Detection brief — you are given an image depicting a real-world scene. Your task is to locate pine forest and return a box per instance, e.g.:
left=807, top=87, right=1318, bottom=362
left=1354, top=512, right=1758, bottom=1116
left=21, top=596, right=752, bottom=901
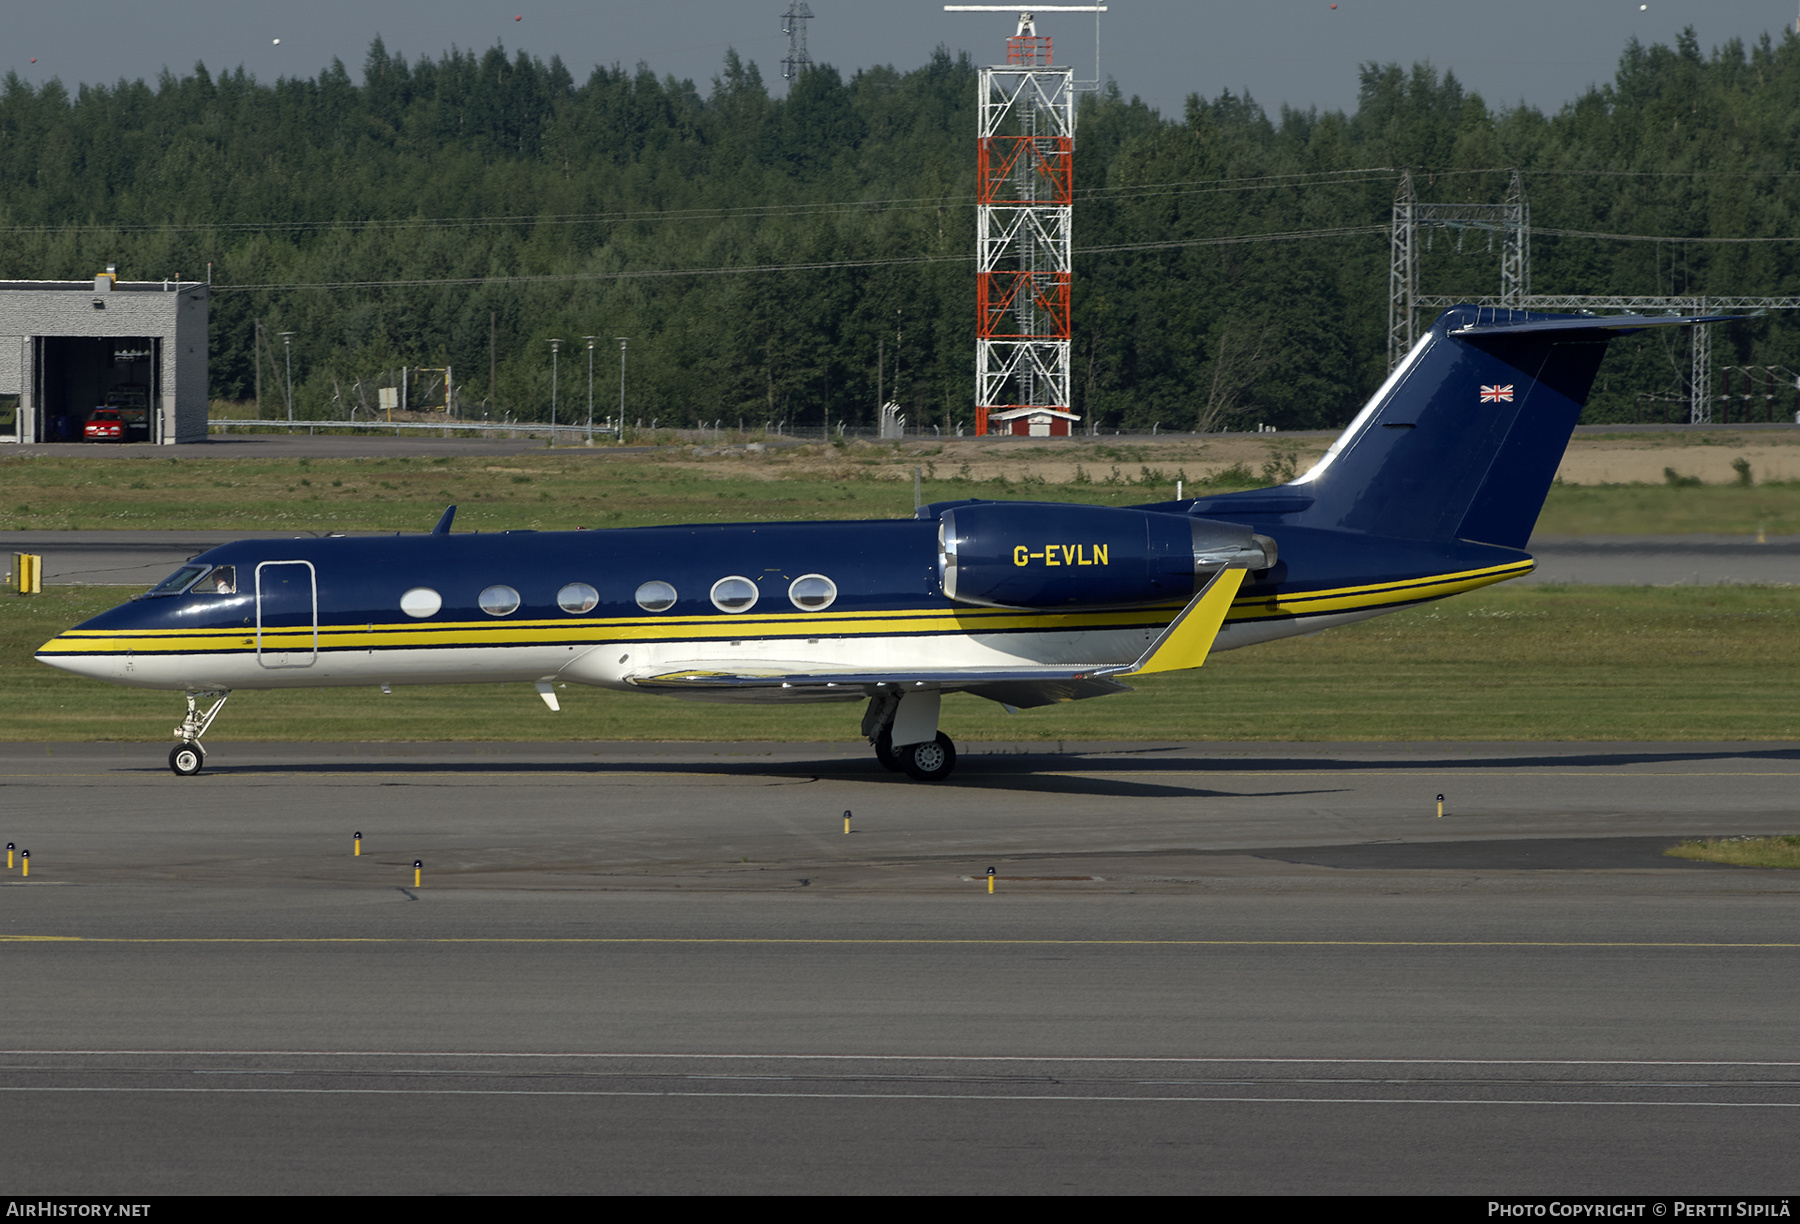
left=2, top=28, right=1797, bottom=431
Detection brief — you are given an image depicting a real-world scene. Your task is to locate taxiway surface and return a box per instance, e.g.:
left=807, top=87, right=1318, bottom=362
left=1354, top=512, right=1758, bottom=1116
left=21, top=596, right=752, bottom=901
left=3, top=740, right=1798, bottom=1194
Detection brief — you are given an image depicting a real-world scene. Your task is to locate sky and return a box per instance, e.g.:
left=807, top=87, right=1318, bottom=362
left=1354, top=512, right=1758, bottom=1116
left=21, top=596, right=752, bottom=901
left=6, top=2, right=1799, bottom=118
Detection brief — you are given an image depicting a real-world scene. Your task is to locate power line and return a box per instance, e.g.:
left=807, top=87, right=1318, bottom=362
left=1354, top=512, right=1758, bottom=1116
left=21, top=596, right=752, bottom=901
left=1534, top=226, right=1800, bottom=245
left=216, top=218, right=1800, bottom=294
left=0, top=200, right=948, bottom=235
left=216, top=254, right=971, bottom=291
left=1083, top=225, right=1389, bottom=254
left=0, top=169, right=1405, bottom=237
left=18, top=165, right=1800, bottom=239
left=211, top=225, right=1392, bottom=292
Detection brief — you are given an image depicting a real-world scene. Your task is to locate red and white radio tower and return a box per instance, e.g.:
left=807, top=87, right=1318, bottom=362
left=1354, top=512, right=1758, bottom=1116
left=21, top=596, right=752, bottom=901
left=947, top=6, right=1104, bottom=437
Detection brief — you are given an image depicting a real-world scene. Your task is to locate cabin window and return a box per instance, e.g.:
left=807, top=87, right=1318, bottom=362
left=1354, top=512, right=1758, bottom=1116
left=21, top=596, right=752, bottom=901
left=557, top=583, right=600, bottom=614
left=635, top=581, right=677, bottom=612
left=710, top=576, right=759, bottom=613
left=400, top=587, right=442, bottom=618
left=788, top=574, right=837, bottom=611
left=479, top=585, right=522, bottom=616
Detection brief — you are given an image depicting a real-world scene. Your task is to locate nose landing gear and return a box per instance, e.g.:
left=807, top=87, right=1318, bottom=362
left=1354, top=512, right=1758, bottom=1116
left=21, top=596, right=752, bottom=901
left=169, top=690, right=229, bottom=777
left=170, top=742, right=205, bottom=776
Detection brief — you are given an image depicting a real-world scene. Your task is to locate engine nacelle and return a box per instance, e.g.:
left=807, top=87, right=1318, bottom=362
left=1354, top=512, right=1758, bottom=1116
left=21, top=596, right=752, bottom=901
left=936, top=502, right=1274, bottom=610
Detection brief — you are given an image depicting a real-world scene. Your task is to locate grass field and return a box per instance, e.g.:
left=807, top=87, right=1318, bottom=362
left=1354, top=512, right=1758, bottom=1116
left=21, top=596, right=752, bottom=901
left=0, top=447, right=1201, bottom=533
left=8, top=441, right=1800, bottom=535
left=1666, top=836, right=1800, bottom=869
left=7, top=583, right=1798, bottom=744
left=1534, top=482, right=1800, bottom=536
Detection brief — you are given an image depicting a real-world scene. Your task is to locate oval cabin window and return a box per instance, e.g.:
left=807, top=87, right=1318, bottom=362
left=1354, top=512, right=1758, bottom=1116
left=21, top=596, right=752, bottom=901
left=400, top=587, right=442, bottom=618
left=479, top=585, right=521, bottom=616
left=788, top=574, right=837, bottom=611
left=557, top=583, right=600, bottom=614
left=635, top=581, right=677, bottom=612
left=710, top=576, right=759, bottom=613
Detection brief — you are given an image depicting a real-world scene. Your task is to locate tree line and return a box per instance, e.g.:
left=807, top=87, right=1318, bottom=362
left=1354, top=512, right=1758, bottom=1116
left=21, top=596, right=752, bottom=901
left=2, top=27, right=1798, bottom=430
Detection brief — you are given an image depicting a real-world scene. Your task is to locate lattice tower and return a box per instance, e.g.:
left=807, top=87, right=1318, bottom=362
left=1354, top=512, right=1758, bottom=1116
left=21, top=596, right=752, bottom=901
left=973, top=15, right=1075, bottom=434
left=1388, top=169, right=1529, bottom=370
left=782, top=3, right=814, bottom=81
left=1398, top=168, right=1800, bottom=424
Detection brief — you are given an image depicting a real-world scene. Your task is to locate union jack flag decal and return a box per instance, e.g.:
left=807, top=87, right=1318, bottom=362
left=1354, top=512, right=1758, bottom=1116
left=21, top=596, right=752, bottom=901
left=1480, top=384, right=1515, bottom=403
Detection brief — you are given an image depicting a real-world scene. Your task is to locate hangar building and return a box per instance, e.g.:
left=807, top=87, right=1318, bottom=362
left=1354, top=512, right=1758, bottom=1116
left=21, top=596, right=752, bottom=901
left=0, top=270, right=209, bottom=444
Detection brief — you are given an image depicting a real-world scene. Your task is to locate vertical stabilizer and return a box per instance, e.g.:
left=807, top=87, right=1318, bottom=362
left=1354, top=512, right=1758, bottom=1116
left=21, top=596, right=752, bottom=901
left=1286, top=307, right=1722, bottom=550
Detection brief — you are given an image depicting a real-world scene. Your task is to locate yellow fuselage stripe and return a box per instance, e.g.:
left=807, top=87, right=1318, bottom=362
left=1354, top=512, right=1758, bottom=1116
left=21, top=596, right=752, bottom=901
left=40, top=561, right=1531, bottom=656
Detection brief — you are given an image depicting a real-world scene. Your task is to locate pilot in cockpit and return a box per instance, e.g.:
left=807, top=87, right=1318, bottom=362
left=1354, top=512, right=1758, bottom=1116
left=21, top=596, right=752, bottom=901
left=188, top=565, right=236, bottom=595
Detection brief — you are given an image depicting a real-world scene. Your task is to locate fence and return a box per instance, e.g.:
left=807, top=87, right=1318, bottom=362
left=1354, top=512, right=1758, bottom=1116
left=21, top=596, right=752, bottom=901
left=205, top=418, right=987, bottom=443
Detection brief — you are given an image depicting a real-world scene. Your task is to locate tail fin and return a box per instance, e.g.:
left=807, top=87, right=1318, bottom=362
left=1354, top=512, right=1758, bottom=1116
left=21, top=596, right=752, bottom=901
left=1285, top=307, right=1727, bottom=549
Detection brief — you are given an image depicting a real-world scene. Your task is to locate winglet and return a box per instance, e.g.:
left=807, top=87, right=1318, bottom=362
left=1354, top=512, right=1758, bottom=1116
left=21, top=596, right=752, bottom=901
left=1114, top=567, right=1247, bottom=677
left=432, top=505, right=457, bottom=535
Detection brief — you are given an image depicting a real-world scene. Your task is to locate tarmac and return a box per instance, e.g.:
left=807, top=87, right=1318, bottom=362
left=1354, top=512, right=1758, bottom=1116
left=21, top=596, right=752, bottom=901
left=3, top=739, right=1799, bottom=1194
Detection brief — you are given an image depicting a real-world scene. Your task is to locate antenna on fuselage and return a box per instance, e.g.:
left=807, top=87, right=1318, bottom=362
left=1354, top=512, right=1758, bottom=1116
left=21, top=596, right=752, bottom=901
left=432, top=505, right=457, bottom=535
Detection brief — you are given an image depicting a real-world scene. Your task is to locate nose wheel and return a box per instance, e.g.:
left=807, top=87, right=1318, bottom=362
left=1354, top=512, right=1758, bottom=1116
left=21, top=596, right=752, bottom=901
left=168, top=690, right=229, bottom=777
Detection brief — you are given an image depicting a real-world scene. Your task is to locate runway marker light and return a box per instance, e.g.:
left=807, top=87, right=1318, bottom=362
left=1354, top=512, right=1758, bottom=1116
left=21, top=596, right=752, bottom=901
left=6, top=843, right=12, bottom=870
left=1437, top=793, right=1445, bottom=819
left=843, top=809, right=851, bottom=835
left=354, top=832, right=362, bottom=857
left=414, top=859, right=422, bottom=888
left=987, top=866, right=996, bottom=895
left=20, top=850, right=28, bottom=878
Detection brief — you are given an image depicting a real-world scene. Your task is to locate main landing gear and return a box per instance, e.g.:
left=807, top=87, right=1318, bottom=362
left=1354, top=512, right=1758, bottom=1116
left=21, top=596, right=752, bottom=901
left=864, top=691, right=957, bottom=782
left=169, top=690, right=229, bottom=777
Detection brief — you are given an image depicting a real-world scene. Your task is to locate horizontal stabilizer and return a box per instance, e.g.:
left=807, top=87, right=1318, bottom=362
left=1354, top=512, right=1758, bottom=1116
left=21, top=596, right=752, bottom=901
left=1451, top=312, right=1741, bottom=337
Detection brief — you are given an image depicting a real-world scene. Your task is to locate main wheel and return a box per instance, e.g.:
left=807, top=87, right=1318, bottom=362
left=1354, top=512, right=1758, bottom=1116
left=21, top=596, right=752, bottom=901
left=873, top=729, right=905, bottom=773
left=169, top=742, right=204, bottom=777
left=901, top=732, right=957, bottom=782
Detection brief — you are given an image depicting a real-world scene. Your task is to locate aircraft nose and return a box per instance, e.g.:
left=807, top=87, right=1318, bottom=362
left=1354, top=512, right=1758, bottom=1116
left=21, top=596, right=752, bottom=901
left=35, top=632, right=124, bottom=681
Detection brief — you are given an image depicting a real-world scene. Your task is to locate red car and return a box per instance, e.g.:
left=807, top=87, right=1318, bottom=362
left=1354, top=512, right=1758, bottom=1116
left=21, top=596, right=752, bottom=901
left=83, top=408, right=125, bottom=441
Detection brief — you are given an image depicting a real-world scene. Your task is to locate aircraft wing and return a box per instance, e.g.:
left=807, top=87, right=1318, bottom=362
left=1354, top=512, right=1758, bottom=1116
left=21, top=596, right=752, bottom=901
left=625, top=666, right=1134, bottom=708
left=624, top=568, right=1248, bottom=708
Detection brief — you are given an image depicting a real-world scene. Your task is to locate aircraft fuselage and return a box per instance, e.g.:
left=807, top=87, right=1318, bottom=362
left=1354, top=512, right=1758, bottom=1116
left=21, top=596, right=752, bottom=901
left=38, top=518, right=1531, bottom=697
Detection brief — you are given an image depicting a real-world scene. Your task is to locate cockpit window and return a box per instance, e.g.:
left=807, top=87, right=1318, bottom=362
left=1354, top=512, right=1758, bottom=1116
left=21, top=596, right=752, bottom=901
left=145, top=565, right=208, bottom=597
left=188, top=565, right=237, bottom=595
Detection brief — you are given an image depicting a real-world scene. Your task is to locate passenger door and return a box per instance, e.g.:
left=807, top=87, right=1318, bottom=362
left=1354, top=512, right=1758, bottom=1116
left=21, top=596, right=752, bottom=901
left=255, top=561, right=318, bottom=669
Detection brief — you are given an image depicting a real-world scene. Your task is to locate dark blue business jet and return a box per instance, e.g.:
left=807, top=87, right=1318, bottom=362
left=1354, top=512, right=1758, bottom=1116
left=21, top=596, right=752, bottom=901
left=38, top=307, right=1726, bottom=779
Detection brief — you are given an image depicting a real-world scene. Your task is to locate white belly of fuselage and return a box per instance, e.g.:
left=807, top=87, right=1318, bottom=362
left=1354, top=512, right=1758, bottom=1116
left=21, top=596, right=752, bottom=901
left=44, top=607, right=1399, bottom=696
